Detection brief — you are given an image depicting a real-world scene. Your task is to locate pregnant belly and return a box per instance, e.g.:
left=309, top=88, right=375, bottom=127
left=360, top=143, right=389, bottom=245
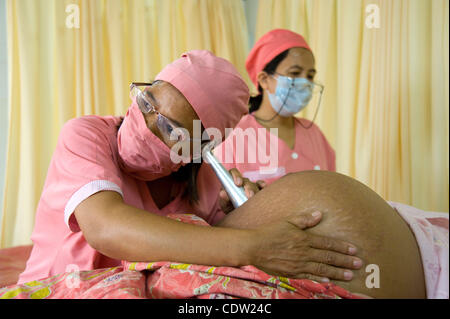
left=220, top=171, right=426, bottom=298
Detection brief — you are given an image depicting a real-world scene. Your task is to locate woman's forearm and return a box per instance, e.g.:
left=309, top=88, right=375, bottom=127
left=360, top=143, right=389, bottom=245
left=76, top=190, right=362, bottom=282
left=76, top=191, right=252, bottom=267
left=103, top=203, right=252, bottom=266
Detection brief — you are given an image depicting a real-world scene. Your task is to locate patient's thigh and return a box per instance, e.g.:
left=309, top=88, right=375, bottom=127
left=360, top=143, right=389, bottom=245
left=218, top=171, right=426, bottom=298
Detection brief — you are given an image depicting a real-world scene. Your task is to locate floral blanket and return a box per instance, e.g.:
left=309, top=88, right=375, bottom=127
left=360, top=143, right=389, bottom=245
left=0, top=214, right=361, bottom=299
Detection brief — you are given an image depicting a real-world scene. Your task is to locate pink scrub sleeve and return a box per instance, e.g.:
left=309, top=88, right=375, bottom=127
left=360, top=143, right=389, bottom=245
left=53, top=116, right=125, bottom=232
left=18, top=116, right=125, bottom=283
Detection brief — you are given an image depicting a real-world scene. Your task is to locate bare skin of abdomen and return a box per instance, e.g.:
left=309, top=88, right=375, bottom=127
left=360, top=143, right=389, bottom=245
left=218, top=171, right=426, bottom=298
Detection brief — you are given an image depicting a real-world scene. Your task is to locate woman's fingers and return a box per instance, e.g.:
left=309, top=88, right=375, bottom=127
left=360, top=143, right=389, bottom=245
left=307, top=233, right=358, bottom=256
left=287, top=211, right=323, bottom=229
left=229, top=168, right=243, bottom=186
left=243, top=178, right=259, bottom=197
left=256, top=180, right=267, bottom=189
left=250, top=218, right=362, bottom=282
left=229, top=169, right=266, bottom=198
left=308, top=248, right=363, bottom=270
left=297, top=262, right=355, bottom=281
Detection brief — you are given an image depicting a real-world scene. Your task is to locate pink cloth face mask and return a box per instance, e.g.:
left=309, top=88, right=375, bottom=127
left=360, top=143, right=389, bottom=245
left=117, top=102, right=183, bottom=181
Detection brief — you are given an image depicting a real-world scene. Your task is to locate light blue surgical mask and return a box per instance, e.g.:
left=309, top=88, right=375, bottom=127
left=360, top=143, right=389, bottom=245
left=268, top=75, right=314, bottom=117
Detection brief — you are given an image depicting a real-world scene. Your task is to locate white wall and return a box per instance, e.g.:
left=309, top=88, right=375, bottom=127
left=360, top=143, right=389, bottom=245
left=0, top=0, right=7, bottom=222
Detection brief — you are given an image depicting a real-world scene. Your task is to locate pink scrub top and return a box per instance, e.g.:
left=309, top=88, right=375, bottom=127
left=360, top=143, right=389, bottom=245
left=18, top=116, right=224, bottom=284
left=214, top=114, right=335, bottom=184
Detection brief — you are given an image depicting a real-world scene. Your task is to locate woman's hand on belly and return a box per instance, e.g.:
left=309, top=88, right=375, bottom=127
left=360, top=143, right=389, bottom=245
left=246, top=211, right=363, bottom=282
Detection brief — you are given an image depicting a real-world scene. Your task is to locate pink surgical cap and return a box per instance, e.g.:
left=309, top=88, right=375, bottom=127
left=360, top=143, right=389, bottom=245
left=246, top=29, right=312, bottom=88
left=155, top=50, right=249, bottom=140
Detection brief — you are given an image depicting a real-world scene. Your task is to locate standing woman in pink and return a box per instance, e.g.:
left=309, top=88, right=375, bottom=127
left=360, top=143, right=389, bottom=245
left=215, top=29, right=335, bottom=187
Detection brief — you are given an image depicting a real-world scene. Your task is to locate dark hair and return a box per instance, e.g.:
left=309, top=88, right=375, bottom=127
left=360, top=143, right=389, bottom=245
left=116, top=118, right=202, bottom=204
left=249, top=49, right=289, bottom=113
left=171, top=162, right=202, bottom=203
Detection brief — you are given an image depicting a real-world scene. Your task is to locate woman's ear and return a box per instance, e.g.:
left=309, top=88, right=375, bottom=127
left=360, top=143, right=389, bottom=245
left=257, top=71, right=271, bottom=91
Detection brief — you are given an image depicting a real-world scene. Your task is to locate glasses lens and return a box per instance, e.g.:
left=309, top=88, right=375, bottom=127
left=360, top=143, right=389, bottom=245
left=311, top=82, right=324, bottom=95
left=156, top=114, right=188, bottom=144
left=130, top=86, right=154, bottom=113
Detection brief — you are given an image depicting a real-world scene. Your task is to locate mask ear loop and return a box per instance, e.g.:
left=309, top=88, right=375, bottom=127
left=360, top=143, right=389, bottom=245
left=298, top=84, right=324, bottom=129
left=253, top=75, right=292, bottom=123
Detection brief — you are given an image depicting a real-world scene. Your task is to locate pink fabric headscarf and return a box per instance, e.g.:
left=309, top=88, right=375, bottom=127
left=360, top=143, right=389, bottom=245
left=246, top=29, right=312, bottom=88
left=155, top=50, right=249, bottom=140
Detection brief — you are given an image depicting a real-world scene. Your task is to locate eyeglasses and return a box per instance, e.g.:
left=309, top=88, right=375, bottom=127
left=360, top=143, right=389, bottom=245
left=271, top=74, right=325, bottom=129
left=129, top=82, right=189, bottom=146
left=273, top=73, right=324, bottom=95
